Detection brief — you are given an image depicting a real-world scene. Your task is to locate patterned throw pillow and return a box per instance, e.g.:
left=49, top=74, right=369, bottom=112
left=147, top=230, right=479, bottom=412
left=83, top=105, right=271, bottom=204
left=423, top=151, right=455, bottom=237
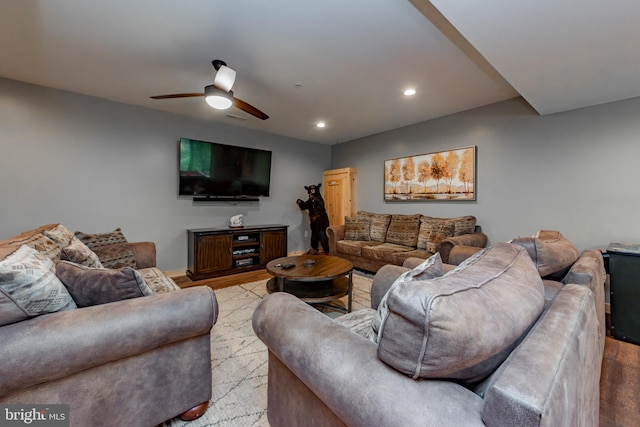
left=0, top=245, right=77, bottom=326
left=417, top=218, right=455, bottom=252
left=55, top=261, right=153, bottom=307
left=446, top=216, right=477, bottom=236
left=61, top=236, right=104, bottom=268
left=42, top=224, right=75, bottom=249
left=372, top=252, right=444, bottom=342
left=385, top=214, right=421, bottom=246
left=357, top=211, right=391, bottom=242
left=74, top=228, right=136, bottom=269
left=344, top=217, right=371, bottom=241
left=138, top=267, right=181, bottom=294
left=19, top=233, right=62, bottom=262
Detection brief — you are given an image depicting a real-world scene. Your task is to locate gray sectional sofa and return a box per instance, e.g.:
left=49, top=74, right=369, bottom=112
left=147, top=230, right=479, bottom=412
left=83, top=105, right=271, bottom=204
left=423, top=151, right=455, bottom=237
left=253, top=231, right=606, bottom=427
left=0, top=224, right=217, bottom=426
left=327, top=211, right=487, bottom=272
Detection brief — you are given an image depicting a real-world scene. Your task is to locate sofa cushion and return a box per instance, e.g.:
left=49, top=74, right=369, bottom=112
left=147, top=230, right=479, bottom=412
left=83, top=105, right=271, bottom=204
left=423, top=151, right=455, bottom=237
left=391, top=248, right=435, bottom=266
left=344, top=216, right=371, bottom=241
left=55, top=261, right=154, bottom=307
left=138, top=267, right=181, bottom=293
left=385, top=214, right=421, bottom=246
left=377, top=242, right=545, bottom=383
left=361, top=243, right=414, bottom=264
left=61, top=236, right=104, bottom=268
left=0, top=245, right=77, bottom=326
left=336, top=240, right=380, bottom=257
left=75, top=228, right=137, bottom=269
left=373, top=252, right=444, bottom=341
left=417, top=217, right=455, bottom=252
left=42, top=224, right=75, bottom=249
left=510, top=230, right=579, bottom=278
left=357, top=211, right=391, bottom=242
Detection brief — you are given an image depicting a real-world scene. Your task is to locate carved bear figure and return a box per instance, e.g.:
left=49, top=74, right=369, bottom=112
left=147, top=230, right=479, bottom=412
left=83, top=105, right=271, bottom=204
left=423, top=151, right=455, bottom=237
left=296, top=183, right=330, bottom=254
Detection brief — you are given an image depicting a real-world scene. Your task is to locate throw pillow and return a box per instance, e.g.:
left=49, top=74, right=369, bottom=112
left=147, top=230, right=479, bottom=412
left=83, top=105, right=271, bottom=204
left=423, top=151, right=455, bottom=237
left=61, top=236, right=104, bottom=268
left=376, top=242, right=545, bottom=384
left=55, top=261, right=153, bottom=307
left=19, top=232, right=62, bottom=262
left=510, top=230, right=579, bottom=278
left=74, top=228, right=137, bottom=269
left=446, top=215, right=477, bottom=236
left=42, top=224, right=75, bottom=249
left=358, top=212, right=391, bottom=242
left=372, top=252, right=444, bottom=341
left=0, top=245, right=77, bottom=327
left=417, top=217, right=455, bottom=252
left=385, top=214, right=421, bottom=247
left=344, top=216, right=371, bottom=241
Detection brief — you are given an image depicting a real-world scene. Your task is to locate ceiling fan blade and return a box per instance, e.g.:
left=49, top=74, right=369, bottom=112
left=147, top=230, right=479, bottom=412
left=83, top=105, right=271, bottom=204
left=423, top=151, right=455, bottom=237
left=150, top=93, right=204, bottom=99
left=233, top=97, right=269, bottom=120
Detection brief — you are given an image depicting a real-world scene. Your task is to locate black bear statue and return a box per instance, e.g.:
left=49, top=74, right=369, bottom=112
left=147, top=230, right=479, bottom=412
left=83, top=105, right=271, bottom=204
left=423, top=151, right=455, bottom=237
left=296, top=183, right=330, bottom=255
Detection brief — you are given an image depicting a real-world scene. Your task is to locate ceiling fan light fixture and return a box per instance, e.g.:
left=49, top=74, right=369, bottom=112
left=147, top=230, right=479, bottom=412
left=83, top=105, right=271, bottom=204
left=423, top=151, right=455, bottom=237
left=214, top=65, right=237, bottom=92
left=204, top=85, right=233, bottom=110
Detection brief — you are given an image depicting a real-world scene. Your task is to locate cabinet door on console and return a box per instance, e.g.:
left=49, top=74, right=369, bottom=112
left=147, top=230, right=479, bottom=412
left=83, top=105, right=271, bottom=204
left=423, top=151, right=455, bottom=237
left=196, top=234, right=233, bottom=274
left=260, top=230, right=287, bottom=264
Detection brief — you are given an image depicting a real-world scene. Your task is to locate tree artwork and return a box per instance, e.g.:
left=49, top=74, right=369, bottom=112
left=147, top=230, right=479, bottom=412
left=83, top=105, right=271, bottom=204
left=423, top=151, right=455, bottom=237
left=383, top=146, right=476, bottom=201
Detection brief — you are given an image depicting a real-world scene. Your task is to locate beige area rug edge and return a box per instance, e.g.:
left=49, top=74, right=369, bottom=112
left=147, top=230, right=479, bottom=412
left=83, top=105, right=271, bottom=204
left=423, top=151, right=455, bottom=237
left=160, top=272, right=373, bottom=427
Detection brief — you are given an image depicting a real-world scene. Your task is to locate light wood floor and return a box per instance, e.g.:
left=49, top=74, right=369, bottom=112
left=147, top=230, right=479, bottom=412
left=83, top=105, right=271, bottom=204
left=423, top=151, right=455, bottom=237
left=177, top=270, right=640, bottom=426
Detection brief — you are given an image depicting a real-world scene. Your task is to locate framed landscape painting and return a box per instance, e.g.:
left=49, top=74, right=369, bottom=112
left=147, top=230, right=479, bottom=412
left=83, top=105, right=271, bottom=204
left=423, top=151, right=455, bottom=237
left=384, top=146, right=476, bottom=201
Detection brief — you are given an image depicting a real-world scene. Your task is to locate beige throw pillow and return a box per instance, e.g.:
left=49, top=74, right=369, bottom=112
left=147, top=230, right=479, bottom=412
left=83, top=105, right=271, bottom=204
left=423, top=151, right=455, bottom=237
left=0, top=245, right=77, bottom=326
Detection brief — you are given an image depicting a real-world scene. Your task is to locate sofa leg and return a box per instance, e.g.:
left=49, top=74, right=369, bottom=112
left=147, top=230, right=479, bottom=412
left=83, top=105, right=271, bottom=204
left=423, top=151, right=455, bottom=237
left=179, top=402, right=209, bottom=421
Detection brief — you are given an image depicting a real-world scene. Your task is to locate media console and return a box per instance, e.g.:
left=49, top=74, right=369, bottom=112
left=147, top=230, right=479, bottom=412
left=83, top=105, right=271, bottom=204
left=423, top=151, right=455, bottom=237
left=187, top=224, right=288, bottom=280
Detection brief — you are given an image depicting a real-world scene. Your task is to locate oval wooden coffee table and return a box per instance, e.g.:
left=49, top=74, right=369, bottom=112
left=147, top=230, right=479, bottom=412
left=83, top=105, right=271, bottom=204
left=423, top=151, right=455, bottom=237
left=266, top=255, right=354, bottom=313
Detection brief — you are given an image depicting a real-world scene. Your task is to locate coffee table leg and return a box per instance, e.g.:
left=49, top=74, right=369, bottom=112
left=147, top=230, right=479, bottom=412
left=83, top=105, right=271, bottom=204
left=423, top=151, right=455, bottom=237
left=277, top=277, right=285, bottom=292
left=347, top=271, right=353, bottom=313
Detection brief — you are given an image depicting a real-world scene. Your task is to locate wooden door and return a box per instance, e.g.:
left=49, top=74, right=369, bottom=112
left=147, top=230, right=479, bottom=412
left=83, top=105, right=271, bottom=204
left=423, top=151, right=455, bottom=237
left=322, top=168, right=356, bottom=226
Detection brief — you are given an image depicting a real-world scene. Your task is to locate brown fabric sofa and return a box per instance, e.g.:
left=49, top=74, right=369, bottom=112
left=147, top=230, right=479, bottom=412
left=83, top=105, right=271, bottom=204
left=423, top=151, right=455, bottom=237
left=327, top=211, right=487, bottom=272
left=0, top=224, right=217, bottom=426
left=253, top=238, right=606, bottom=427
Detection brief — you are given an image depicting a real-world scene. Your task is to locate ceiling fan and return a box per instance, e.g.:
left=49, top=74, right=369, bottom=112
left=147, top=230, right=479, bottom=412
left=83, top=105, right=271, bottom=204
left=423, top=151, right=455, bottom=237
left=150, top=60, right=269, bottom=120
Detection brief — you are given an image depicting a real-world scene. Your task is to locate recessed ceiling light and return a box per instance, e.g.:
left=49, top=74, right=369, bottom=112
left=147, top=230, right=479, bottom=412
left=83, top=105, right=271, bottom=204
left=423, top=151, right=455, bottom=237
left=316, top=122, right=326, bottom=128
left=404, top=88, right=416, bottom=96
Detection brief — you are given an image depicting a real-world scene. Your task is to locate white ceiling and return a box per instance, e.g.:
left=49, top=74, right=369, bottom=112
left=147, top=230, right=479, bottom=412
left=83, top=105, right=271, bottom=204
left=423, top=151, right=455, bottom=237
left=1, top=0, right=638, bottom=144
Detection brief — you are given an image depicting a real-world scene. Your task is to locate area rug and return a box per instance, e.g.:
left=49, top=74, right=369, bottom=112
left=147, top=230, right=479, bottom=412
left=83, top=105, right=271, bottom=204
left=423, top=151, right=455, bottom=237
left=160, top=272, right=373, bottom=427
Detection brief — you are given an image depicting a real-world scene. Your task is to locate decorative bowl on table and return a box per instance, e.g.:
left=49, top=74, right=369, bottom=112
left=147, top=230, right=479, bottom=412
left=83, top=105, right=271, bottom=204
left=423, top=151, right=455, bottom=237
left=303, top=259, right=316, bottom=267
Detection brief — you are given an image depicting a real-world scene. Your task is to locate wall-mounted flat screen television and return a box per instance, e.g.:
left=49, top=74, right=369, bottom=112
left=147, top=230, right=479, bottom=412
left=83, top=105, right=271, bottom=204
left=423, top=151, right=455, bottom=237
left=178, top=137, right=272, bottom=200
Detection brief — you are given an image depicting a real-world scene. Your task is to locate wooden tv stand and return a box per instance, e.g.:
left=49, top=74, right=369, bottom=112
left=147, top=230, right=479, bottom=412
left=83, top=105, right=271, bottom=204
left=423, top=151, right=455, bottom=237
left=187, top=224, right=288, bottom=280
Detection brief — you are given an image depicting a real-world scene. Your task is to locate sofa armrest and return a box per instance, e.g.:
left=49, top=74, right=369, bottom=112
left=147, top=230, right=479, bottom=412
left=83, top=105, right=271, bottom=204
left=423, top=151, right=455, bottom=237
left=562, top=249, right=606, bottom=352
left=0, top=287, right=217, bottom=397
left=326, top=225, right=345, bottom=256
left=130, top=241, right=157, bottom=268
left=437, top=232, right=488, bottom=264
left=253, top=293, right=484, bottom=427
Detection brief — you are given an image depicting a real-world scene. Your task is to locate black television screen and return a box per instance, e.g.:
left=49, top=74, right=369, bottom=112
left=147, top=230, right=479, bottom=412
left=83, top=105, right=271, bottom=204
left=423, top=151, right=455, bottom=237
left=178, top=138, right=272, bottom=199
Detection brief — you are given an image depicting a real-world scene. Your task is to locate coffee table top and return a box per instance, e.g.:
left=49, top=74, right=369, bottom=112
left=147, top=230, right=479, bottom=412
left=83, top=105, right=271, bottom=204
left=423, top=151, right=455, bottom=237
left=266, top=255, right=353, bottom=282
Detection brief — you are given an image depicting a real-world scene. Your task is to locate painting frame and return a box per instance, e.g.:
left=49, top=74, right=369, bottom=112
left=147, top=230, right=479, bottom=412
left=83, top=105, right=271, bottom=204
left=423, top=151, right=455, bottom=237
left=384, top=145, right=476, bottom=202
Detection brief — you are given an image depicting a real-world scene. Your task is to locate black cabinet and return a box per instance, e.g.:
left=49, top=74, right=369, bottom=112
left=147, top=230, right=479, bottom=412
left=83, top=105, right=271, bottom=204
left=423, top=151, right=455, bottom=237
left=608, top=243, right=640, bottom=345
left=187, top=225, right=288, bottom=280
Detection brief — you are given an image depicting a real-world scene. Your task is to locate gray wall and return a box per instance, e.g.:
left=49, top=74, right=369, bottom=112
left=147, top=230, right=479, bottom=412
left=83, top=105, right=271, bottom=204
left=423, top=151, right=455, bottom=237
left=332, top=96, right=640, bottom=252
left=0, top=78, right=331, bottom=270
